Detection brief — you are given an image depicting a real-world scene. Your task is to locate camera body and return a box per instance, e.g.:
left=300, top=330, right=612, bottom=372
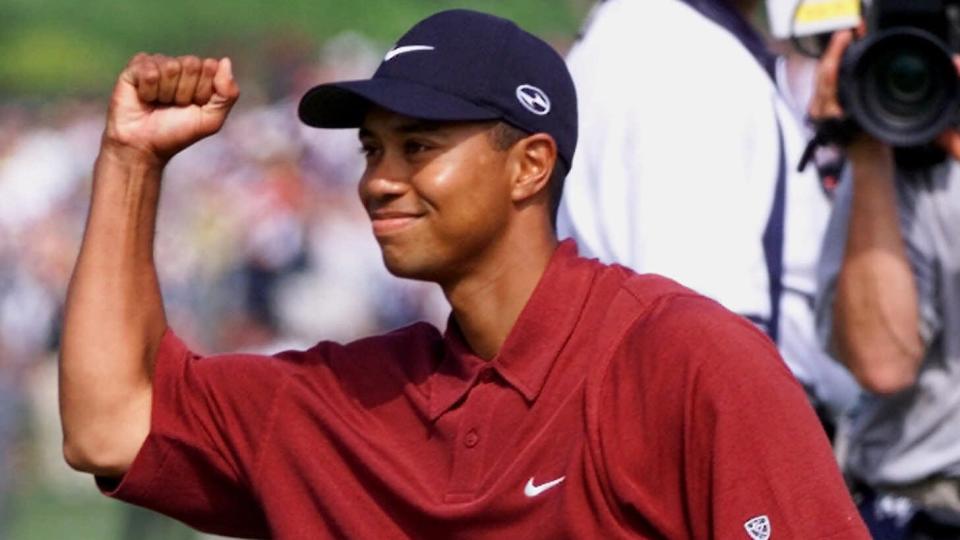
left=838, top=0, right=960, bottom=148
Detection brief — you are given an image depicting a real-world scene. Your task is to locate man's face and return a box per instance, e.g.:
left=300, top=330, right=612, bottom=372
left=357, top=108, right=514, bottom=283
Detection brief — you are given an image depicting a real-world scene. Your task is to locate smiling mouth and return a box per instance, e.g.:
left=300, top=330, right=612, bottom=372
left=369, top=214, right=423, bottom=236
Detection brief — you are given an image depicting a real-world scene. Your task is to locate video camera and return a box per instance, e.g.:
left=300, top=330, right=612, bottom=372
left=838, top=0, right=960, bottom=149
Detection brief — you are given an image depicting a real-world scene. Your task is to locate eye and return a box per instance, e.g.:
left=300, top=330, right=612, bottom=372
left=359, top=142, right=381, bottom=159
left=403, top=140, right=432, bottom=155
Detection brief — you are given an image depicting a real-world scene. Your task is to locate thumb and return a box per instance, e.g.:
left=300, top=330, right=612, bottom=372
left=810, top=30, right=853, bottom=120
left=208, top=57, right=240, bottom=110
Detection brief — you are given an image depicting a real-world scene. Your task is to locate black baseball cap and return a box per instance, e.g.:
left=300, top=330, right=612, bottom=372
left=298, top=9, right=577, bottom=170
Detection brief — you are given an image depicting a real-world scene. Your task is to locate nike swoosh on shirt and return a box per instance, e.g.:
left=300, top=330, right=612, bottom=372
left=524, top=476, right=565, bottom=498
left=384, top=45, right=435, bottom=61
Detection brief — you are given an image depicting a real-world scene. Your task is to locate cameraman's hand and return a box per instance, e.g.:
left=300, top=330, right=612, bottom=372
left=103, top=54, right=240, bottom=165
left=935, top=56, right=960, bottom=160
left=808, top=30, right=855, bottom=122
left=809, top=29, right=893, bottom=162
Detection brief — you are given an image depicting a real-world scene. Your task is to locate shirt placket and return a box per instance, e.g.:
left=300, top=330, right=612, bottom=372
left=443, top=366, right=500, bottom=504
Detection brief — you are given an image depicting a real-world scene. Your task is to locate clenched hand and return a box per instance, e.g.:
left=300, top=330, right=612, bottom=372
left=103, top=53, right=240, bottom=163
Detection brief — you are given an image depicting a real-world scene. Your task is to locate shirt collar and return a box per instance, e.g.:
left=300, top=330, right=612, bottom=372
left=428, top=240, right=597, bottom=421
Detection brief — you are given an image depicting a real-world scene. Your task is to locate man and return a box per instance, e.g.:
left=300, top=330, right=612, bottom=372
left=59, top=9, right=867, bottom=538
left=814, top=29, right=960, bottom=538
left=558, top=0, right=861, bottom=423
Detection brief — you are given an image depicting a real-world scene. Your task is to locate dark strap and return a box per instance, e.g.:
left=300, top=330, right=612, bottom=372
left=679, top=0, right=785, bottom=341
left=761, top=118, right=787, bottom=342
left=678, top=0, right=778, bottom=81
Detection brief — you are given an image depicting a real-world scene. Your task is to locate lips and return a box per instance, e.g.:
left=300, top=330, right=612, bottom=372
left=368, top=209, right=425, bottom=236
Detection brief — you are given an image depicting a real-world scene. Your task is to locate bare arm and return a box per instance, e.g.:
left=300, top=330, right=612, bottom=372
left=59, top=53, right=239, bottom=476
left=832, top=136, right=923, bottom=394
left=810, top=31, right=948, bottom=394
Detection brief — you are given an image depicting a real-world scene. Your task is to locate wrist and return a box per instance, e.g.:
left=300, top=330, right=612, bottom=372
left=848, top=133, right=891, bottom=162
left=98, top=136, right=167, bottom=172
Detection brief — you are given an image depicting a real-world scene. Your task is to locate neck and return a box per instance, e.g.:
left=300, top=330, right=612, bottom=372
left=443, top=225, right=557, bottom=360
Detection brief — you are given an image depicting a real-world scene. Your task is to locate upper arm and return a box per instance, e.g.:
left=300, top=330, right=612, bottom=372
left=685, top=336, right=865, bottom=538
left=62, top=383, right=153, bottom=478
left=816, top=168, right=934, bottom=392
left=600, top=297, right=867, bottom=538
left=97, top=329, right=295, bottom=537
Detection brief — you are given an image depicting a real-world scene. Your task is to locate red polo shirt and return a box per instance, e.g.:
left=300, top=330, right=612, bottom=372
left=100, top=240, right=867, bottom=538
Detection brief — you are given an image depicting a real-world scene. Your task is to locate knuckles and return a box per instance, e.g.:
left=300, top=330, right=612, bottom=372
left=202, top=58, right=219, bottom=77
left=124, top=52, right=222, bottom=80
left=180, top=56, right=202, bottom=75
left=139, top=68, right=160, bottom=84
left=162, top=58, right=181, bottom=75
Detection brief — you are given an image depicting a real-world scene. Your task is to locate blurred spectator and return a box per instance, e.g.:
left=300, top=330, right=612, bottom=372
left=815, top=30, right=960, bottom=538
left=558, top=0, right=860, bottom=427
left=0, top=352, right=24, bottom=540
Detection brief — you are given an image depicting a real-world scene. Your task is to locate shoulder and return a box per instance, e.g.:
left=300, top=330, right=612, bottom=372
left=170, top=322, right=444, bottom=395
left=585, top=264, right=788, bottom=400
left=326, top=321, right=443, bottom=361
left=281, top=321, right=444, bottom=380
left=287, top=322, right=448, bottom=413
left=571, top=0, right=772, bottom=92
left=583, top=260, right=778, bottom=359
left=578, top=0, right=744, bottom=49
left=595, top=261, right=766, bottom=335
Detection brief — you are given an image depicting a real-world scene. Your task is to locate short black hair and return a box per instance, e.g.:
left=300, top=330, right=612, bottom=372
left=488, top=122, right=567, bottom=229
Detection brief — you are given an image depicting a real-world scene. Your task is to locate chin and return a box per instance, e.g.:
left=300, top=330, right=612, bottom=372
left=379, top=245, right=438, bottom=282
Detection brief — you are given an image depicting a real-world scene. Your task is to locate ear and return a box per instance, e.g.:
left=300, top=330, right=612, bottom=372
left=509, top=133, right=557, bottom=204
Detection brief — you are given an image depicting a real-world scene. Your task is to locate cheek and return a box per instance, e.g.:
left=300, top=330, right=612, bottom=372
left=421, top=151, right=511, bottom=228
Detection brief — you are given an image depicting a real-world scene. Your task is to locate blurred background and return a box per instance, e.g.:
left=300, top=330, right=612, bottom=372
left=0, top=1, right=590, bottom=538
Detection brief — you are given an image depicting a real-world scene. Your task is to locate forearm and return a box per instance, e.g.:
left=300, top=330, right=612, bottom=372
left=833, top=138, right=923, bottom=394
left=59, top=142, right=167, bottom=474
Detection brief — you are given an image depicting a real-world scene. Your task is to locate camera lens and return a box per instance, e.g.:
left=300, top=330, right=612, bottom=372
left=884, top=53, right=931, bottom=104
left=868, top=44, right=942, bottom=122
left=840, top=28, right=959, bottom=147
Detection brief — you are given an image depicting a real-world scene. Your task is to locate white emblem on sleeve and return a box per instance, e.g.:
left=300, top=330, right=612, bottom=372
left=744, top=515, right=771, bottom=540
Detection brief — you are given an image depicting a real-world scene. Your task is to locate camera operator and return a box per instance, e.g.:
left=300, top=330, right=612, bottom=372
left=814, top=28, right=960, bottom=538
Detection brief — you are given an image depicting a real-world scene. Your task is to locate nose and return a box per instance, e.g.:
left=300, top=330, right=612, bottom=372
left=358, top=151, right=409, bottom=208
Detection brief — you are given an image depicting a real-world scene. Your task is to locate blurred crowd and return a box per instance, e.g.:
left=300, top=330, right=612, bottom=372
left=0, top=32, right=449, bottom=537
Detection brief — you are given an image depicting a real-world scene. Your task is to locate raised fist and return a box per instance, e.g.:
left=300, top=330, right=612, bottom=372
left=104, top=53, right=240, bottom=163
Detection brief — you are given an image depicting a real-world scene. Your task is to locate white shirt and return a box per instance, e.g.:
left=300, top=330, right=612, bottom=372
left=559, top=0, right=859, bottom=414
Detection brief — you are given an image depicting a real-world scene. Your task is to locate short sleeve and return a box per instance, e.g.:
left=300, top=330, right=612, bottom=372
left=96, top=328, right=291, bottom=538
left=814, top=169, right=853, bottom=355
left=894, top=171, right=941, bottom=346
left=600, top=295, right=868, bottom=538
left=680, top=308, right=868, bottom=538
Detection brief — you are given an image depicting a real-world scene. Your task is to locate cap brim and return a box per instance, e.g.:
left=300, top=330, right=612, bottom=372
left=298, top=78, right=501, bottom=128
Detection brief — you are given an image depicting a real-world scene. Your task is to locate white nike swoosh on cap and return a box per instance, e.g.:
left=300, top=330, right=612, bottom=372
left=384, top=45, right=435, bottom=61
left=523, top=476, right=565, bottom=498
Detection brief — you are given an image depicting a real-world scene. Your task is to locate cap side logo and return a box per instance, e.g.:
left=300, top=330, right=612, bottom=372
left=743, top=515, right=771, bottom=540
left=384, top=45, right=435, bottom=62
left=516, top=84, right=551, bottom=116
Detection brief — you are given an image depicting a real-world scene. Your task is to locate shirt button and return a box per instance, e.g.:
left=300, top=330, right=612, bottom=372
left=464, top=429, right=480, bottom=448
